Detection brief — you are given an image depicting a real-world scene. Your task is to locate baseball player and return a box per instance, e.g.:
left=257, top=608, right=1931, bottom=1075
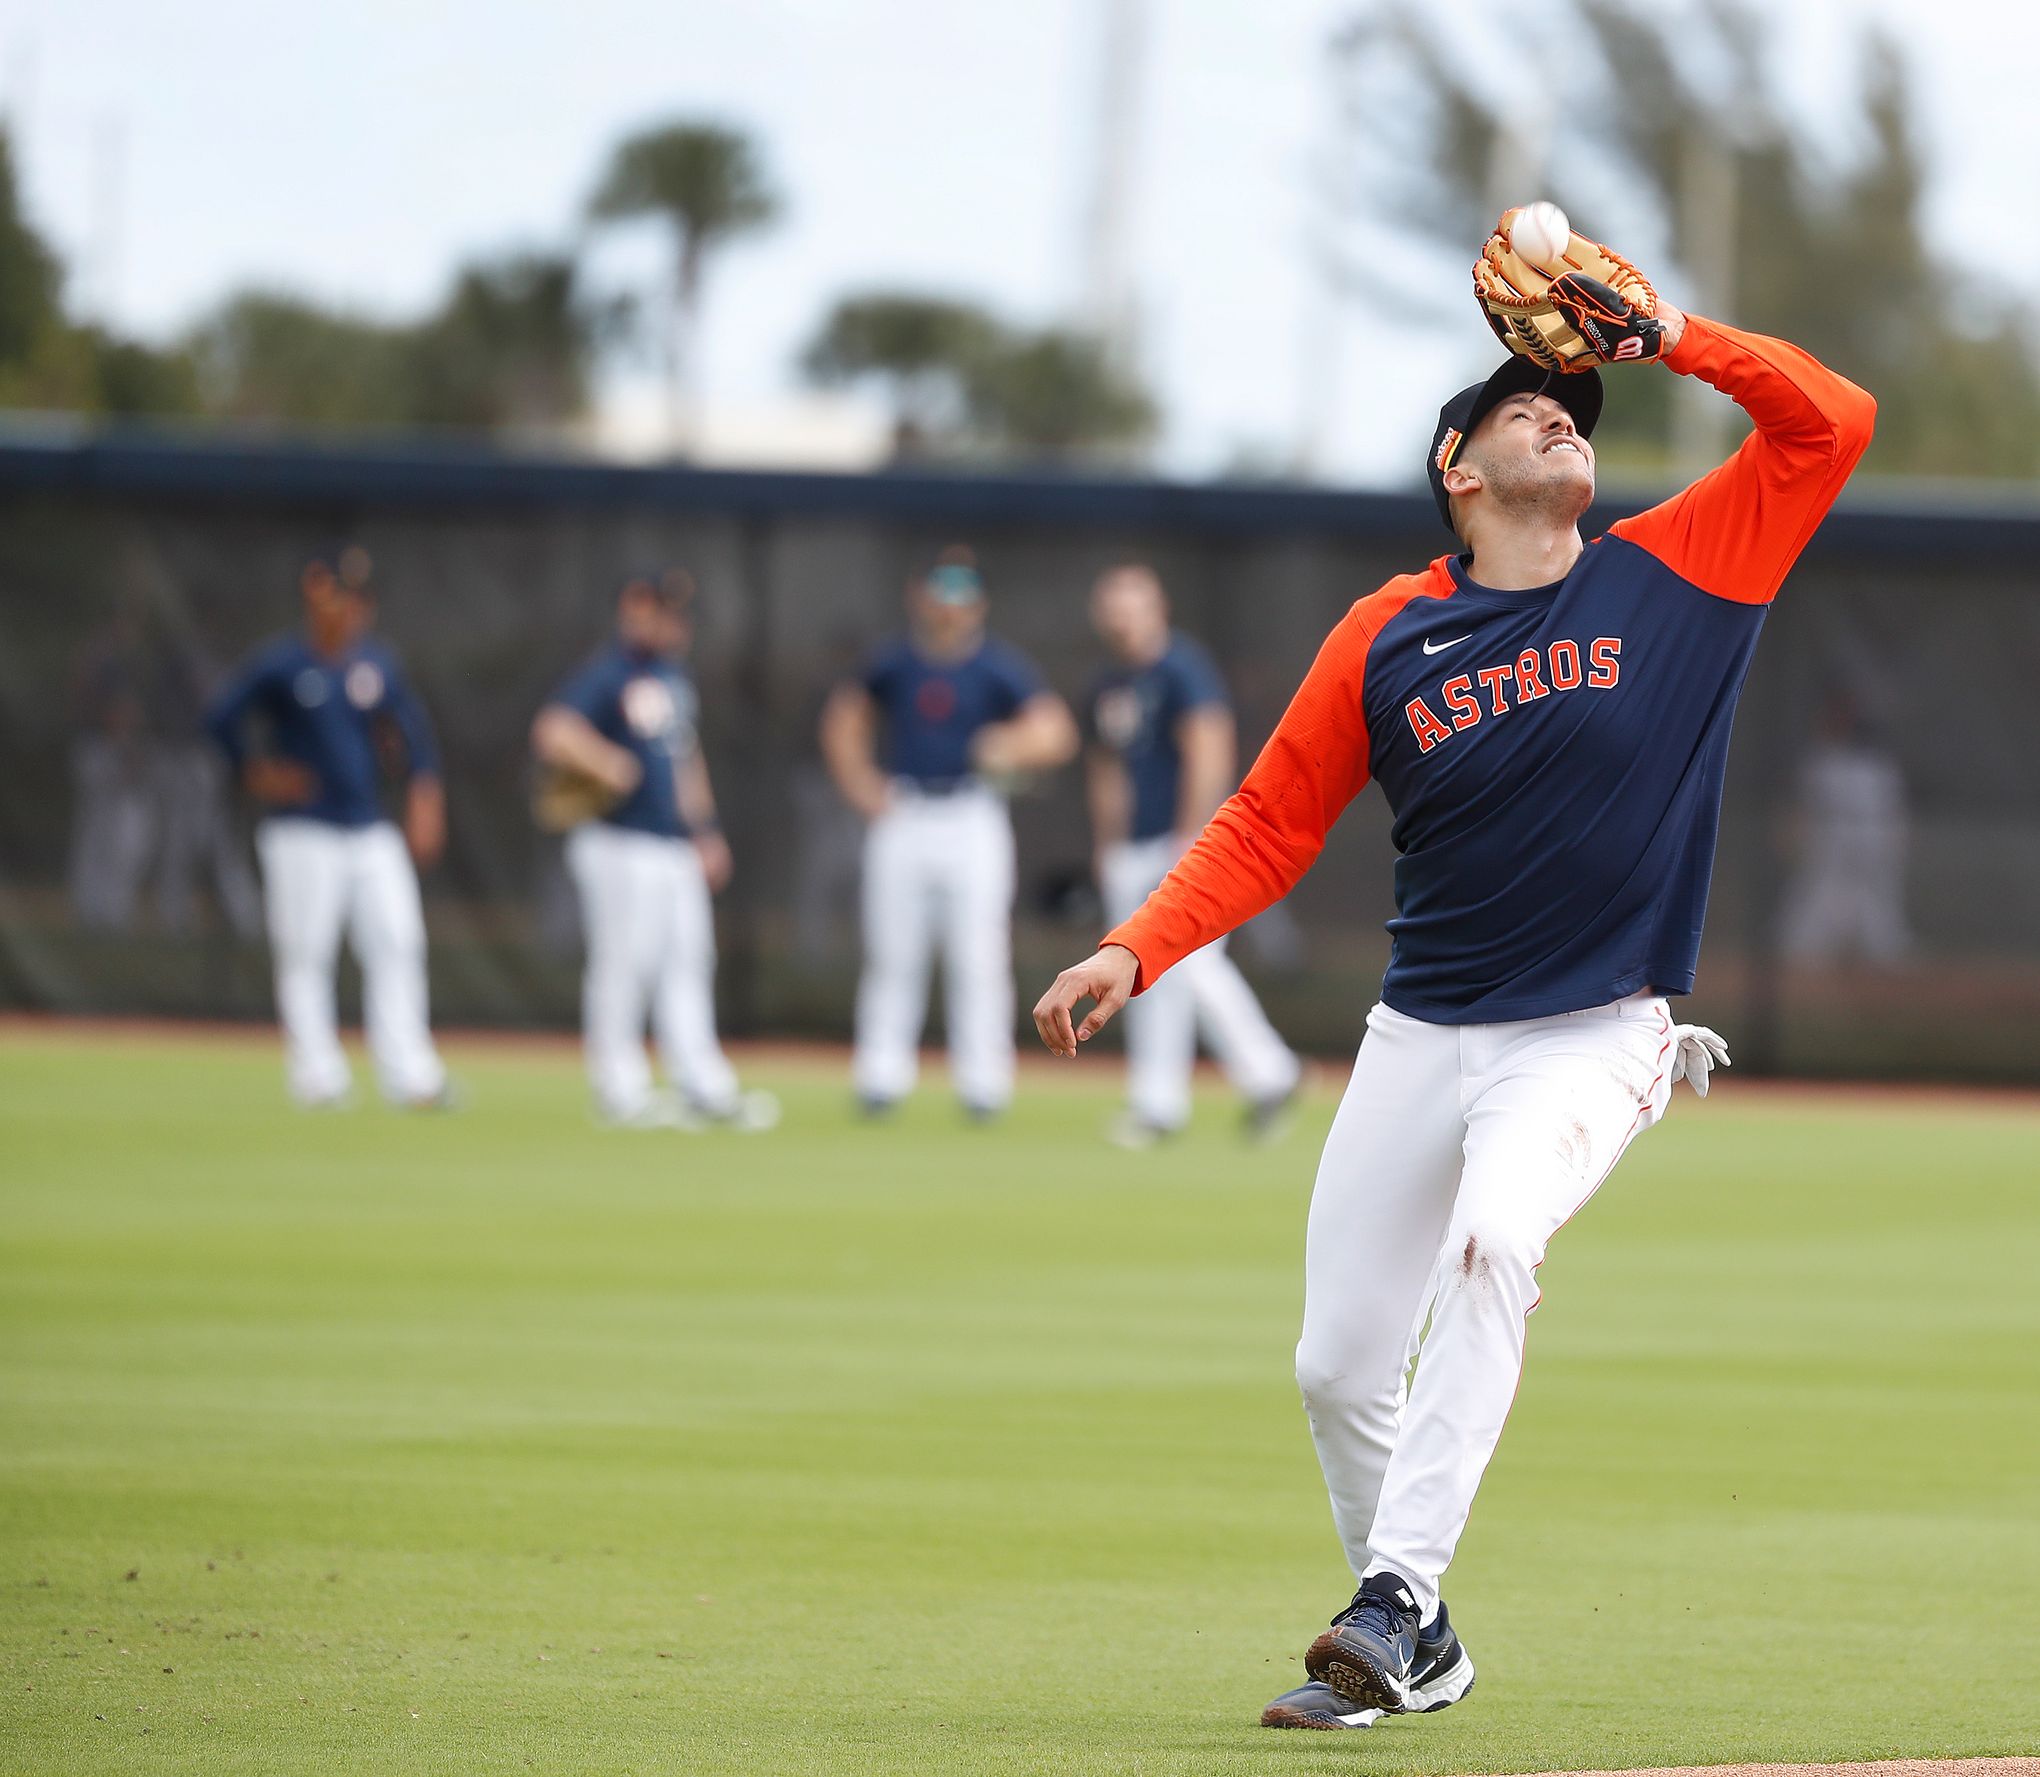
left=532, top=569, right=773, bottom=1130
left=206, top=545, right=450, bottom=1109
left=821, top=552, right=1078, bottom=1119
left=1034, top=219, right=1874, bottom=1726
left=1086, top=563, right=1301, bottom=1145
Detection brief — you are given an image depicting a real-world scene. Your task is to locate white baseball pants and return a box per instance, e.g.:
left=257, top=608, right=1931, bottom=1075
left=255, top=818, right=446, bottom=1105
left=1101, top=835, right=1301, bottom=1129
left=853, top=785, right=1015, bottom=1110
left=566, top=822, right=739, bottom=1121
left=1296, top=993, right=1676, bottom=1622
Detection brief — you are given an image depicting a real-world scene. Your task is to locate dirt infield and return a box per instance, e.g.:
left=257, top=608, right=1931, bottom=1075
left=1510, top=1764, right=2039, bottom=1777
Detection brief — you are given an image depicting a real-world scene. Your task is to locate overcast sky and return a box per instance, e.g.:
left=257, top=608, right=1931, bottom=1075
left=5, top=0, right=2032, bottom=484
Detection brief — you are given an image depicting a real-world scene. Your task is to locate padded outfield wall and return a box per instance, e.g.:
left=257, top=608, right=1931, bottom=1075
left=1, top=425, right=2035, bottom=1081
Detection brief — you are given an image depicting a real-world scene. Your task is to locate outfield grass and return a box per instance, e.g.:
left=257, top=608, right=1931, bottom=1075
left=2, top=1028, right=2038, bottom=1776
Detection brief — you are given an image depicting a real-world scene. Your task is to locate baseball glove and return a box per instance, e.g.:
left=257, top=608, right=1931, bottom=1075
left=532, top=764, right=621, bottom=833
left=1474, top=209, right=1665, bottom=373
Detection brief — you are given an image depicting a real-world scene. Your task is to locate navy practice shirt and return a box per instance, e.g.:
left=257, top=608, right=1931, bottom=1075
left=1088, top=634, right=1231, bottom=841
left=547, top=644, right=701, bottom=839
left=206, top=634, right=438, bottom=828
left=1105, top=317, right=1877, bottom=1023
left=861, top=636, right=1045, bottom=786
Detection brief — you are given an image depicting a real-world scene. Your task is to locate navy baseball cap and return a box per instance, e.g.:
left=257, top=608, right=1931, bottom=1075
left=1427, top=359, right=1603, bottom=536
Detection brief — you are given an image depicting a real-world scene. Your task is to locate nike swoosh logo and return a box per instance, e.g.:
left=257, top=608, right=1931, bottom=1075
left=1422, top=634, right=1473, bottom=655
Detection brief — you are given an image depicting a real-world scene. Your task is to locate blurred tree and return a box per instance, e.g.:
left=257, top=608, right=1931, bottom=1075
left=967, top=328, right=1156, bottom=463
left=0, top=127, right=198, bottom=419
left=586, top=121, right=780, bottom=451
left=801, top=291, right=1156, bottom=466
left=188, top=293, right=417, bottom=428
left=187, top=255, right=593, bottom=432
left=0, top=129, right=63, bottom=367
left=1322, top=0, right=2040, bottom=479
left=79, top=329, right=202, bottom=417
left=800, top=295, right=1002, bottom=458
left=406, top=252, right=589, bottom=429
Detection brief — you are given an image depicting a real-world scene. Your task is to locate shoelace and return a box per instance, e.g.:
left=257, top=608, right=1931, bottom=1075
left=1333, top=1589, right=1410, bottom=1639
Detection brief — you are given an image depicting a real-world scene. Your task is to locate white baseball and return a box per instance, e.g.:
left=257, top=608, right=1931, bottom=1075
left=1509, top=201, right=1571, bottom=268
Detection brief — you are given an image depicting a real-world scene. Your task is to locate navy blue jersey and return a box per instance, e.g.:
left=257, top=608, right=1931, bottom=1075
left=1107, top=317, right=1876, bottom=1022
left=548, top=644, right=700, bottom=838
left=1089, top=634, right=1231, bottom=841
left=206, top=634, right=438, bottom=828
left=862, top=635, right=1045, bottom=785
left=1356, top=543, right=1755, bottom=1017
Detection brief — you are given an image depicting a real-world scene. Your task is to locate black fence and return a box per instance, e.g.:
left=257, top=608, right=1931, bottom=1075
left=4, top=423, right=2037, bottom=1081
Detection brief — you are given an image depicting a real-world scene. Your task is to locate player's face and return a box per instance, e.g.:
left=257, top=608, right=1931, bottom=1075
left=1466, top=394, right=1595, bottom=516
left=1091, top=568, right=1168, bottom=660
left=617, top=586, right=684, bottom=657
left=302, top=567, right=372, bottom=652
left=911, top=583, right=986, bottom=653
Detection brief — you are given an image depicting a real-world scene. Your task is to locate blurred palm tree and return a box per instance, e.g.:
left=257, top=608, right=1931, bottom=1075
left=801, top=296, right=1003, bottom=459
left=586, top=121, right=780, bottom=453
left=802, top=291, right=1157, bottom=466
left=968, top=329, right=1156, bottom=463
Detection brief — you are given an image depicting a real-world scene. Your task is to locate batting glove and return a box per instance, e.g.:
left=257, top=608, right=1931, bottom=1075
left=1668, top=1024, right=1732, bottom=1098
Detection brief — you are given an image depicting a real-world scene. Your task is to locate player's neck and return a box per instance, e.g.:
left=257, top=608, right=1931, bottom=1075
left=1117, top=627, right=1169, bottom=669
left=912, top=627, right=983, bottom=665
left=305, top=619, right=355, bottom=659
left=1464, top=522, right=1584, bottom=592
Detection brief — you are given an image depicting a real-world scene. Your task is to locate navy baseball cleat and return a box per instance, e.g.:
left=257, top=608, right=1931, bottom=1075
left=1272, top=1591, right=1474, bottom=1726
left=1301, top=1571, right=1426, bottom=1713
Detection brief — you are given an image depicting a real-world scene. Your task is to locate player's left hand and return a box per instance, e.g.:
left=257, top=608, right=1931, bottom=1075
left=1669, top=1023, right=1731, bottom=1097
left=405, top=777, right=447, bottom=869
left=1474, top=212, right=1672, bottom=371
left=1033, top=944, right=1139, bottom=1058
left=695, top=830, right=734, bottom=893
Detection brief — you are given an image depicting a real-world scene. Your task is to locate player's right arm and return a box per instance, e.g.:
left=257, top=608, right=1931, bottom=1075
left=819, top=682, right=892, bottom=820
left=531, top=663, right=643, bottom=798
left=203, top=647, right=316, bottom=807
left=1034, top=607, right=1378, bottom=1054
left=1085, top=746, right=1131, bottom=865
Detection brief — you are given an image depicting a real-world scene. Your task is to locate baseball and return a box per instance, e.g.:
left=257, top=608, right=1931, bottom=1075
left=1509, top=201, right=1571, bottom=268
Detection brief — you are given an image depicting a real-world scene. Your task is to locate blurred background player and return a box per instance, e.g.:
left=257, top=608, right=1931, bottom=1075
left=1777, top=688, right=1911, bottom=965
left=204, top=545, right=450, bottom=1109
left=1087, top=563, right=1301, bottom=1145
left=820, top=550, right=1078, bottom=1119
left=531, top=568, right=775, bottom=1131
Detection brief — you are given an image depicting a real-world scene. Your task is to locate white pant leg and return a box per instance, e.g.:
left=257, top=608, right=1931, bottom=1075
left=652, top=839, right=740, bottom=1113
left=853, top=803, right=936, bottom=1103
left=1364, top=997, right=1677, bottom=1618
left=568, top=823, right=660, bottom=1119
left=1294, top=1005, right=1471, bottom=1583
left=346, top=824, right=445, bottom=1103
left=255, top=819, right=353, bottom=1103
left=1103, top=838, right=1197, bottom=1130
left=940, top=793, right=1016, bottom=1112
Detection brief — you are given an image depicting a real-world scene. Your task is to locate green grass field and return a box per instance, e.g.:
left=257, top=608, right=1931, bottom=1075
left=3, top=1028, right=2038, bottom=1776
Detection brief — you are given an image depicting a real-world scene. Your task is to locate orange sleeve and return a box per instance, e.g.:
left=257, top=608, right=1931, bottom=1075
left=1608, top=314, right=1876, bottom=604
left=1102, top=596, right=1390, bottom=993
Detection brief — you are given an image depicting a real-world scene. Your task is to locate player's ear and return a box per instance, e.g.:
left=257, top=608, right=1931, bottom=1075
left=1441, top=463, right=1482, bottom=498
